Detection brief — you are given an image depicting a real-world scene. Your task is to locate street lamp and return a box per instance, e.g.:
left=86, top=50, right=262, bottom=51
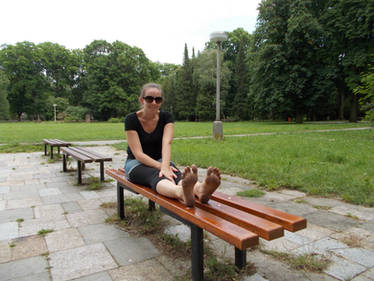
left=53, top=104, right=57, bottom=122
left=210, top=31, right=227, bottom=140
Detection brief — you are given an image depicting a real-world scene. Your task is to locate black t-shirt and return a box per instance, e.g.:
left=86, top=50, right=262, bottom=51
left=124, top=111, right=174, bottom=160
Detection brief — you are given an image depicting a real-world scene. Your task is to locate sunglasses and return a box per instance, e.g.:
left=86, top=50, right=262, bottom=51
left=143, top=96, right=163, bottom=104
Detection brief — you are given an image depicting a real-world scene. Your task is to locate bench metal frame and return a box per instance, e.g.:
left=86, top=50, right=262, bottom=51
left=43, top=139, right=71, bottom=159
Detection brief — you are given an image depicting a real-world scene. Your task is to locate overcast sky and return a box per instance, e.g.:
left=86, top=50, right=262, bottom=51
left=1, top=0, right=262, bottom=65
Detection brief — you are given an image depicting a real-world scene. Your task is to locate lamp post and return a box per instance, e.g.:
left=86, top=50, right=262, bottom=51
left=210, top=31, right=227, bottom=140
left=53, top=104, right=57, bottom=122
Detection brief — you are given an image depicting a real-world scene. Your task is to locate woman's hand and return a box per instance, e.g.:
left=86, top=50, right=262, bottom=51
left=159, top=165, right=178, bottom=183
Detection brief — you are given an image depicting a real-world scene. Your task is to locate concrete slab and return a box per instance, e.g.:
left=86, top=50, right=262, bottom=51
left=242, top=273, right=269, bottom=281
left=104, top=236, right=160, bottom=266
left=10, top=235, right=48, bottom=260
left=109, top=259, right=173, bottom=281
left=80, top=191, right=100, bottom=200
left=164, top=224, right=190, bottom=243
left=34, top=204, right=65, bottom=220
left=0, top=240, right=11, bottom=263
left=18, top=217, right=70, bottom=237
left=49, top=243, right=117, bottom=281
left=324, top=255, right=367, bottom=281
left=39, top=187, right=61, bottom=197
left=304, top=210, right=358, bottom=232
left=0, top=207, right=34, bottom=223
left=330, top=205, right=374, bottom=221
left=78, top=199, right=103, bottom=210
left=293, top=237, right=348, bottom=255
left=6, top=198, right=42, bottom=210
left=66, top=209, right=108, bottom=227
left=331, top=247, right=374, bottom=268
left=5, top=271, right=50, bottom=281
left=156, top=255, right=190, bottom=278
left=72, top=271, right=113, bottom=281
left=61, top=201, right=82, bottom=214
left=45, top=228, right=85, bottom=252
left=361, top=268, right=374, bottom=280
left=0, top=256, right=48, bottom=281
left=0, top=222, right=19, bottom=241
left=78, top=223, right=129, bottom=244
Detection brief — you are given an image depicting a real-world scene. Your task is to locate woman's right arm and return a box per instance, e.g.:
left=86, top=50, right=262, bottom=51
left=126, top=130, right=161, bottom=169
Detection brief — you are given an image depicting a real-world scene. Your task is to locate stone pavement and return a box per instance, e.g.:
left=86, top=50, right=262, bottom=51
left=0, top=145, right=373, bottom=281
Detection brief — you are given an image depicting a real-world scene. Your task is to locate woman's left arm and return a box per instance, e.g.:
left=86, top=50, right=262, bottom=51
left=160, top=122, right=177, bottom=182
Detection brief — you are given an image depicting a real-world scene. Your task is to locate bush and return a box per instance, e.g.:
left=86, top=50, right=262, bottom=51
left=108, top=117, right=121, bottom=123
left=64, top=106, right=89, bottom=121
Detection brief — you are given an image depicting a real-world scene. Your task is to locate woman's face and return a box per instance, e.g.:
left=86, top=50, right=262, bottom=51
left=140, top=87, right=163, bottom=110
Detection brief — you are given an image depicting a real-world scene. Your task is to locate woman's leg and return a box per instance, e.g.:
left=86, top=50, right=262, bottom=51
left=156, top=166, right=198, bottom=207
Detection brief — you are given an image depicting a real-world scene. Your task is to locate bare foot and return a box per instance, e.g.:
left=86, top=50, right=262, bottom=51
left=195, top=167, right=221, bottom=203
left=181, top=165, right=198, bottom=207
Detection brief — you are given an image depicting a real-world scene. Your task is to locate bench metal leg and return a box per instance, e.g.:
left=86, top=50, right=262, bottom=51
left=44, top=144, right=47, bottom=156
left=63, top=154, right=67, bottom=172
left=50, top=146, right=54, bottom=159
left=57, top=146, right=60, bottom=156
left=117, top=182, right=124, bottom=219
left=191, top=225, right=204, bottom=281
left=148, top=200, right=155, bottom=211
left=77, top=160, right=82, bottom=184
left=100, top=162, right=104, bottom=181
left=235, top=247, right=247, bottom=269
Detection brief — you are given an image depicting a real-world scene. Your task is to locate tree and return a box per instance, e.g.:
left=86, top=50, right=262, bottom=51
left=0, top=69, right=10, bottom=120
left=0, top=42, right=50, bottom=120
left=354, top=66, right=374, bottom=122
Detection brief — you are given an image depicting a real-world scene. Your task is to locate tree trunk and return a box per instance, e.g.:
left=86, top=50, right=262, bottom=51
left=349, top=93, right=358, bottom=122
left=295, top=112, right=304, bottom=123
left=339, top=91, right=345, bottom=120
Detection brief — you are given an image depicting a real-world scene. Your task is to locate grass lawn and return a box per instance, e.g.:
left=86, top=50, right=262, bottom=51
left=170, top=129, right=374, bottom=206
left=1, top=120, right=373, bottom=206
left=0, top=120, right=369, bottom=143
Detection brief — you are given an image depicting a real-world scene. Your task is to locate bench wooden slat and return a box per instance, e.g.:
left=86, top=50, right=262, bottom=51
left=43, top=139, right=71, bottom=146
left=61, top=147, right=93, bottom=162
left=73, top=147, right=112, bottom=161
left=211, top=192, right=307, bottom=232
left=195, top=200, right=283, bottom=240
left=106, top=169, right=259, bottom=249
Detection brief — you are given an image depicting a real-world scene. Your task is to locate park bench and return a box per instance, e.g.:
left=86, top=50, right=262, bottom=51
left=61, top=147, right=112, bottom=184
left=42, top=139, right=71, bottom=159
left=106, top=168, right=307, bottom=281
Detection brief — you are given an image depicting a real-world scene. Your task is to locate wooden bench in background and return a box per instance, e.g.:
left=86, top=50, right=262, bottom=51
left=43, top=139, right=71, bottom=159
left=106, top=168, right=307, bottom=281
left=61, top=147, right=112, bottom=184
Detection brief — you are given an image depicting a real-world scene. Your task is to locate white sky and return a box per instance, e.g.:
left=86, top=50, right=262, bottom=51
left=1, top=0, right=262, bottom=65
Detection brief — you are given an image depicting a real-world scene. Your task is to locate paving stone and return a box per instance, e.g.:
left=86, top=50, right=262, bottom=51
left=361, top=268, right=374, bottom=280
left=0, top=200, right=5, bottom=211
left=284, top=230, right=313, bottom=245
left=324, top=255, right=367, bottom=281
left=329, top=205, right=374, bottom=221
left=49, top=243, right=117, bottom=281
left=164, top=224, right=191, bottom=243
left=104, top=236, right=160, bottom=266
left=5, top=190, right=40, bottom=200
left=351, top=274, right=373, bottom=281
left=267, top=201, right=316, bottom=217
left=6, top=198, right=42, bottom=210
left=0, top=240, right=11, bottom=263
left=6, top=271, right=50, bottom=281
left=78, top=223, right=129, bottom=244
left=360, top=220, right=374, bottom=233
left=304, top=210, right=359, bottom=232
left=242, top=273, right=269, bottom=281
left=40, top=194, right=71, bottom=205
left=278, top=189, right=306, bottom=198
left=0, top=186, right=10, bottom=194
left=331, top=247, right=374, bottom=268
left=260, top=236, right=300, bottom=252
left=295, top=223, right=334, bottom=241
left=293, top=237, right=348, bottom=255
left=45, top=228, right=85, bottom=252
left=39, top=187, right=61, bottom=197
left=0, top=222, right=19, bottom=241
left=10, top=235, right=47, bottom=260
left=109, top=259, right=173, bottom=281
left=78, top=199, right=103, bottom=210
left=34, top=204, right=65, bottom=220
left=0, top=256, right=48, bottom=281
left=61, top=201, right=82, bottom=213
left=18, top=218, right=70, bottom=237
left=0, top=208, right=34, bottom=223
left=72, top=271, right=113, bottom=281
left=80, top=191, right=100, bottom=200
left=66, top=209, right=108, bottom=227
left=156, top=255, right=190, bottom=278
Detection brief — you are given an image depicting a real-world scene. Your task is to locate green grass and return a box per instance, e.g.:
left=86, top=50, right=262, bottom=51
left=171, top=130, right=374, bottom=206
left=0, top=120, right=369, bottom=143
left=237, top=189, right=266, bottom=198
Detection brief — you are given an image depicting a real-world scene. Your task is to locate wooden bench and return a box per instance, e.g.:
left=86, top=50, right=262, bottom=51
left=43, top=139, right=71, bottom=159
left=61, top=147, right=112, bottom=184
left=106, top=168, right=307, bottom=281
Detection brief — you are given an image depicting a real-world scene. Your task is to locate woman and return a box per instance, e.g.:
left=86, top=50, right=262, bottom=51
left=124, top=83, right=221, bottom=207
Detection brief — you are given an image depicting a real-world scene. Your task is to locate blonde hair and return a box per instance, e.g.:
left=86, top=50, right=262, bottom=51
left=140, top=83, right=163, bottom=98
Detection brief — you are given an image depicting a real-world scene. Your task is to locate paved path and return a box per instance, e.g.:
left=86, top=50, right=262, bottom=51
left=0, top=145, right=373, bottom=281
